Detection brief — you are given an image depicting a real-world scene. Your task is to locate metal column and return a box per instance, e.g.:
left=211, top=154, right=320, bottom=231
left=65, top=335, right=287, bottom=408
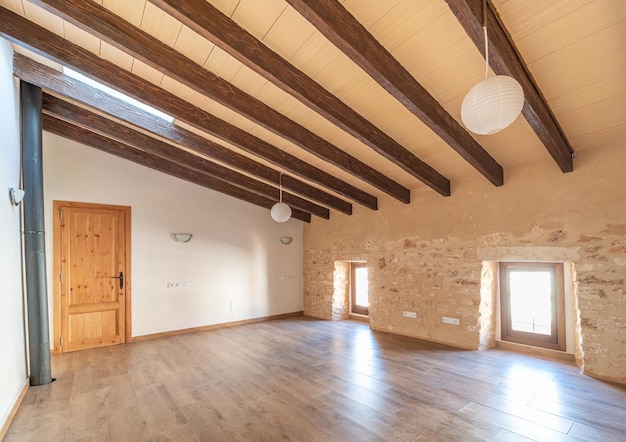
left=20, top=80, right=52, bottom=386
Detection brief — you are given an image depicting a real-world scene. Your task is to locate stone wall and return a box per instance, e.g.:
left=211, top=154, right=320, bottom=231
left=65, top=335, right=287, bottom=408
left=303, top=143, right=626, bottom=384
left=332, top=261, right=350, bottom=320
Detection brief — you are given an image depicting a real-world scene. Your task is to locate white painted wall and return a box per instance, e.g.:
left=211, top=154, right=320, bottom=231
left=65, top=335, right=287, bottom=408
left=42, top=132, right=304, bottom=337
left=0, top=39, right=28, bottom=431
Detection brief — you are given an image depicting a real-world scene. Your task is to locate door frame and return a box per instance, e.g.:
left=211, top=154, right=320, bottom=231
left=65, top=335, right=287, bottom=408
left=499, top=261, right=565, bottom=351
left=350, top=261, right=369, bottom=316
left=52, top=200, right=132, bottom=354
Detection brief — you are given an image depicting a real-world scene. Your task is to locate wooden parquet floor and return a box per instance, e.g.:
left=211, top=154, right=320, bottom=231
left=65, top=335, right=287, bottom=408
left=5, top=317, right=626, bottom=441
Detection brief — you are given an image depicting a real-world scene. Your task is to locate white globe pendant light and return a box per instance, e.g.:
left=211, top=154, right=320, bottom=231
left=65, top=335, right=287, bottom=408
left=271, top=202, right=291, bottom=223
left=270, top=173, right=292, bottom=223
left=461, top=5, right=523, bottom=135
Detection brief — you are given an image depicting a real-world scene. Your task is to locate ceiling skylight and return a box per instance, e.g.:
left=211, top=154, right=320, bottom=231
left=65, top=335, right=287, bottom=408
left=63, top=67, right=174, bottom=123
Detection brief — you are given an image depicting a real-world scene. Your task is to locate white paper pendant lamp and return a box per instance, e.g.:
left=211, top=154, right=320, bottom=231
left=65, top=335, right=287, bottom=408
left=461, top=75, right=524, bottom=135
left=270, top=202, right=292, bottom=223
left=461, top=1, right=524, bottom=136
left=271, top=173, right=292, bottom=223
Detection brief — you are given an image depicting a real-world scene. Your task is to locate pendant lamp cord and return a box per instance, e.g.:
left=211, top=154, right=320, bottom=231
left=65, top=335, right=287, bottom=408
left=483, top=0, right=489, bottom=79
left=279, top=173, right=283, bottom=203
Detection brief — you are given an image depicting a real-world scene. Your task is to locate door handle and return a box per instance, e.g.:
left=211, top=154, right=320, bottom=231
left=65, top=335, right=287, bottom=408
left=111, top=271, right=124, bottom=289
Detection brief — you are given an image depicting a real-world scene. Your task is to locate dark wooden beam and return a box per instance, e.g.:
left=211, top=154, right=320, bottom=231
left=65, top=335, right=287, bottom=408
left=29, top=0, right=411, bottom=204
left=43, top=114, right=312, bottom=223
left=43, top=94, right=329, bottom=219
left=285, top=0, right=504, bottom=187
left=0, top=14, right=373, bottom=212
left=14, top=55, right=351, bottom=216
left=445, top=0, right=574, bottom=172
left=148, top=0, right=450, bottom=197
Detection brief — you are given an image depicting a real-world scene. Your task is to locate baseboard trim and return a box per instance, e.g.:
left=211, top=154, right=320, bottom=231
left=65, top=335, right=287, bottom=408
left=349, top=314, right=369, bottom=323
left=495, top=340, right=576, bottom=363
left=370, top=326, right=477, bottom=351
left=131, top=311, right=304, bottom=342
left=582, top=368, right=626, bottom=387
left=0, top=378, right=29, bottom=440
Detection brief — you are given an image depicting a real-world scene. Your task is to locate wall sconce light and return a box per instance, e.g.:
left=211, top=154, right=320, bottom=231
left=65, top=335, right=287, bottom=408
left=9, top=187, right=25, bottom=206
left=170, top=233, right=193, bottom=243
left=280, top=236, right=293, bottom=245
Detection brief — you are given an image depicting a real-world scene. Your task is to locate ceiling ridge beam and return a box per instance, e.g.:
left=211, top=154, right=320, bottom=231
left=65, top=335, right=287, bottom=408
left=14, top=55, right=350, bottom=215
left=445, top=0, right=574, bottom=172
left=0, top=12, right=374, bottom=211
left=148, top=0, right=450, bottom=197
left=285, top=0, right=504, bottom=187
left=43, top=94, right=330, bottom=219
left=30, top=0, right=411, bottom=203
left=43, top=114, right=312, bottom=223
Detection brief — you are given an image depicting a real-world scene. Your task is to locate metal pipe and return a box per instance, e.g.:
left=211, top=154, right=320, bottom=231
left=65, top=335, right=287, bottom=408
left=20, top=80, right=52, bottom=386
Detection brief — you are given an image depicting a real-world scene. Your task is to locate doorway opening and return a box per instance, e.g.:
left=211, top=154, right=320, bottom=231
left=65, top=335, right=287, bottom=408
left=332, top=260, right=368, bottom=321
left=499, top=262, right=565, bottom=351
left=350, top=262, right=369, bottom=317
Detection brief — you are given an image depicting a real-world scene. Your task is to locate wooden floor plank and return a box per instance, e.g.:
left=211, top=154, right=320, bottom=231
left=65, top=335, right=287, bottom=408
left=380, top=379, right=471, bottom=412
left=18, top=409, right=68, bottom=442
left=152, top=423, right=200, bottom=442
left=261, top=371, right=388, bottom=440
left=249, top=395, right=338, bottom=442
left=107, top=405, right=152, bottom=441
left=568, top=421, right=626, bottom=442
left=460, top=401, right=576, bottom=441
left=529, top=395, right=626, bottom=434
left=65, top=389, right=111, bottom=441
left=179, top=398, right=246, bottom=442
left=394, top=401, right=501, bottom=441
left=440, top=381, right=575, bottom=433
left=317, top=391, right=424, bottom=441
left=441, top=378, right=536, bottom=405
left=5, top=317, right=626, bottom=441
left=490, top=428, right=535, bottom=441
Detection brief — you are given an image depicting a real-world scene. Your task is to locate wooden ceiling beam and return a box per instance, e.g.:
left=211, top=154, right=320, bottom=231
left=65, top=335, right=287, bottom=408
left=148, top=0, right=450, bottom=197
left=43, top=94, right=330, bottom=219
left=286, top=0, right=504, bottom=187
left=13, top=54, right=350, bottom=215
left=43, top=115, right=312, bottom=223
left=30, top=0, right=411, bottom=204
left=0, top=12, right=372, bottom=212
left=445, top=0, right=574, bottom=172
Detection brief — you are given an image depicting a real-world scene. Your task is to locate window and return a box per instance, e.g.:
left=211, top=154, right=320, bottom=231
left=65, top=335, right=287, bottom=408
left=350, top=262, right=369, bottom=316
left=500, top=262, right=565, bottom=351
left=63, top=67, right=174, bottom=122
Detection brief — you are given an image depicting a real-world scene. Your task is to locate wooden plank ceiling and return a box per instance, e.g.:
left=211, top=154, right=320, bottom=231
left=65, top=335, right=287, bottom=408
left=1, top=0, right=624, bottom=222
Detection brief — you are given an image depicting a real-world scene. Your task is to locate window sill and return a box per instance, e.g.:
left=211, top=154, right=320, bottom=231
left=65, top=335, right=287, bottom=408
left=495, top=340, right=575, bottom=363
left=349, top=313, right=369, bottom=323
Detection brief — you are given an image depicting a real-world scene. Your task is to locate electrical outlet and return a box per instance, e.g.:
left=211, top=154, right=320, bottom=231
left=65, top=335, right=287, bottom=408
left=167, top=281, right=190, bottom=288
left=442, top=316, right=460, bottom=325
left=403, top=311, right=417, bottom=318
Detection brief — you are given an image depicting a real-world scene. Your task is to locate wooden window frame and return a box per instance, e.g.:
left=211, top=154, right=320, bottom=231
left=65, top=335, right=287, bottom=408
left=499, top=262, right=565, bottom=351
left=350, top=262, right=368, bottom=316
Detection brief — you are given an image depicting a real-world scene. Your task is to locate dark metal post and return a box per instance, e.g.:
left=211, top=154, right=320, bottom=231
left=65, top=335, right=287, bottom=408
left=20, top=80, right=52, bottom=386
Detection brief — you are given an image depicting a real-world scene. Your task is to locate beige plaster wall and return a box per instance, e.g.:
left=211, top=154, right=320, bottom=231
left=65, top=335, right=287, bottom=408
left=303, top=142, right=626, bottom=384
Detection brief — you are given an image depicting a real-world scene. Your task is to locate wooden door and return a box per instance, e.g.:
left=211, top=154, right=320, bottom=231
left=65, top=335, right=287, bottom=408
left=53, top=201, right=131, bottom=353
